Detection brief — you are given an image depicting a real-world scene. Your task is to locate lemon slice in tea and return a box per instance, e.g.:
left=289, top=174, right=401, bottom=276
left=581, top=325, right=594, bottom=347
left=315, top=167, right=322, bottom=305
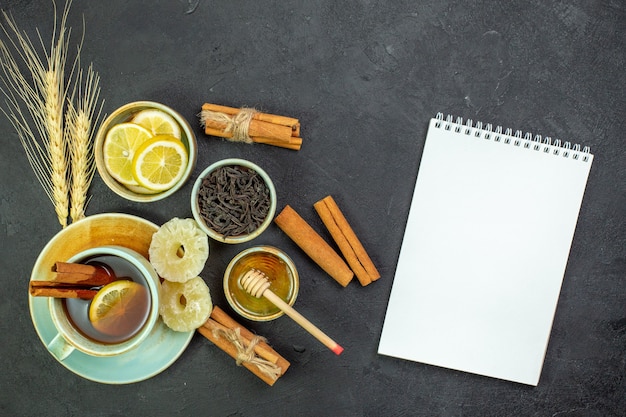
left=131, top=109, right=182, bottom=139
left=89, top=280, right=150, bottom=338
left=103, top=123, right=153, bottom=185
left=132, top=135, right=188, bottom=191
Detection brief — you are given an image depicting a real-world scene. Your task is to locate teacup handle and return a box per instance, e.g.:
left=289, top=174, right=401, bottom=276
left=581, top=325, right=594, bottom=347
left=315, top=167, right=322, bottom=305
left=47, top=333, right=75, bottom=361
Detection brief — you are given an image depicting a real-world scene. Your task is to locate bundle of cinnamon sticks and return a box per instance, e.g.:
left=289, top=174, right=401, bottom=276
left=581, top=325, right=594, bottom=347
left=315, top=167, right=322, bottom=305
left=198, top=306, right=290, bottom=386
left=200, top=103, right=302, bottom=150
left=29, top=262, right=115, bottom=299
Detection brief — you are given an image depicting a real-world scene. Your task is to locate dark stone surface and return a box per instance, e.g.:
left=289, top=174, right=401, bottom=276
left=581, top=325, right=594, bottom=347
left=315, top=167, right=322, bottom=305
left=1, top=1, right=624, bottom=416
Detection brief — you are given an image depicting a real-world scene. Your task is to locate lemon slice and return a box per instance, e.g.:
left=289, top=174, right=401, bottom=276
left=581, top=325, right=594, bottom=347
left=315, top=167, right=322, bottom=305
left=103, top=123, right=153, bottom=185
left=132, top=135, right=189, bottom=191
left=89, top=280, right=150, bottom=337
left=131, top=109, right=182, bottom=139
left=125, top=183, right=161, bottom=195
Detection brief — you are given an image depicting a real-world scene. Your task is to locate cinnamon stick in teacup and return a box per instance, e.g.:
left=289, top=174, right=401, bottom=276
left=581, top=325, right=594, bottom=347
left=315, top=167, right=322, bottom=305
left=314, top=196, right=380, bottom=286
left=52, top=262, right=116, bottom=286
left=28, top=283, right=98, bottom=299
left=274, top=205, right=354, bottom=287
left=29, top=261, right=116, bottom=299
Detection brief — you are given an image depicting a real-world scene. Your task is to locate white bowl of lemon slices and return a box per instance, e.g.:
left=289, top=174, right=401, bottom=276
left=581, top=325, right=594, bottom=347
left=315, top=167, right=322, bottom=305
left=95, top=101, right=197, bottom=202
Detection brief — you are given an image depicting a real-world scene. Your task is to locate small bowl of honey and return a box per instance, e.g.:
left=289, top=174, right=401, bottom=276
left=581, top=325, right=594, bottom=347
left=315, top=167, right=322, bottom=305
left=223, top=246, right=299, bottom=321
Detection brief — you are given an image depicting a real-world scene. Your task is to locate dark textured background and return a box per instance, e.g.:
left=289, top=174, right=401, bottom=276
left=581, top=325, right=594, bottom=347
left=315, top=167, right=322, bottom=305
left=1, top=1, right=624, bottom=416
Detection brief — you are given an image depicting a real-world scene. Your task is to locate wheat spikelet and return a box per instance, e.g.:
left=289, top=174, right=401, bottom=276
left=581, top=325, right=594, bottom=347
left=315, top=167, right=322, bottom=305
left=45, top=67, right=69, bottom=227
left=67, top=64, right=103, bottom=222
left=44, top=1, right=72, bottom=228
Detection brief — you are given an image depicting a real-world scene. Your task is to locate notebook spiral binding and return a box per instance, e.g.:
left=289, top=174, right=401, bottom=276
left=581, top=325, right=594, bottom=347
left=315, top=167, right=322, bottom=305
left=434, top=113, right=591, bottom=162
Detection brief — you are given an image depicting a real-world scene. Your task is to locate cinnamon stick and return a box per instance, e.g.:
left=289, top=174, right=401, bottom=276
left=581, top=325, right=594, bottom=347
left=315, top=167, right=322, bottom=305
left=252, top=135, right=303, bottom=150
left=28, top=283, right=98, bottom=299
left=314, top=196, right=380, bottom=286
left=203, top=126, right=301, bottom=150
left=274, top=205, right=354, bottom=287
left=30, top=280, right=93, bottom=288
left=204, top=124, right=302, bottom=150
left=52, top=262, right=116, bottom=286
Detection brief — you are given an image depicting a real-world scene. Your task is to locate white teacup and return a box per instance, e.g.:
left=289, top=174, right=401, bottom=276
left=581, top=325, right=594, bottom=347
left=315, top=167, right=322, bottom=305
left=47, top=245, right=161, bottom=360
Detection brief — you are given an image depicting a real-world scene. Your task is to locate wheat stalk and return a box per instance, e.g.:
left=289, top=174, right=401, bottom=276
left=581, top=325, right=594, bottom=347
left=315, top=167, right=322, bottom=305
left=67, top=64, right=103, bottom=222
left=0, top=46, right=53, bottom=199
left=0, top=1, right=72, bottom=227
left=0, top=0, right=103, bottom=228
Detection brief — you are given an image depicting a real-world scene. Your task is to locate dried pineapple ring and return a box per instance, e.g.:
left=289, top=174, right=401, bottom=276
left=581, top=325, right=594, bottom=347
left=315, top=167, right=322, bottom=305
left=149, top=218, right=209, bottom=282
left=160, top=277, right=212, bottom=332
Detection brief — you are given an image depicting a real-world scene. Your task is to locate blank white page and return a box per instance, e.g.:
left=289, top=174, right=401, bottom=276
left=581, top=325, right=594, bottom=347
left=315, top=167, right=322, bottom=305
left=378, top=115, right=593, bottom=385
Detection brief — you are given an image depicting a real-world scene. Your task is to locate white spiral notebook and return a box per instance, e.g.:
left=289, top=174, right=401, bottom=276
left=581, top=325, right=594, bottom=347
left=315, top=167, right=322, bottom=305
left=378, top=113, right=593, bottom=385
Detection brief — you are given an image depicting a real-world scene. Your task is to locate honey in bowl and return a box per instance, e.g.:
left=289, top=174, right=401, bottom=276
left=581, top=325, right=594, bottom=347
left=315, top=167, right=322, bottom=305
left=224, top=246, right=299, bottom=321
left=64, top=255, right=151, bottom=344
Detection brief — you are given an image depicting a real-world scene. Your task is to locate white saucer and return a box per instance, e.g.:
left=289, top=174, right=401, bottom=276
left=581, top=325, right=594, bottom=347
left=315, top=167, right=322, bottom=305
left=28, top=213, right=194, bottom=384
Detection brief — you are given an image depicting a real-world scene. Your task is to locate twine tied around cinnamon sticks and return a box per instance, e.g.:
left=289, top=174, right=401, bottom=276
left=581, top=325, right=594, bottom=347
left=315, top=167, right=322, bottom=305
left=201, top=108, right=256, bottom=144
left=197, top=306, right=290, bottom=386
left=207, top=322, right=282, bottom=382
left=200, top=103, right=303, bottom=150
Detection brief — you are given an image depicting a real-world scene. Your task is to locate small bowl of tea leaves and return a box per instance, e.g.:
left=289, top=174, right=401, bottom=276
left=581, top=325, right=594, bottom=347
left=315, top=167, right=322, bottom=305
left=191, top=158, right=277, bottom=244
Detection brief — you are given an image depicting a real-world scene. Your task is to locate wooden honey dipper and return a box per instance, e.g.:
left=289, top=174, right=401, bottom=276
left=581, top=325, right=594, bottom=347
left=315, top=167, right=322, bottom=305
left=240, top=269, right=344, bottom=355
